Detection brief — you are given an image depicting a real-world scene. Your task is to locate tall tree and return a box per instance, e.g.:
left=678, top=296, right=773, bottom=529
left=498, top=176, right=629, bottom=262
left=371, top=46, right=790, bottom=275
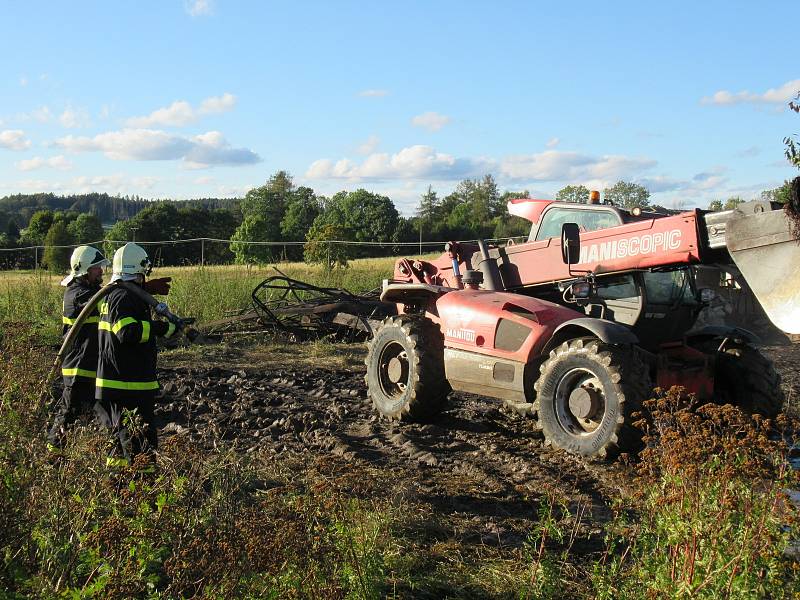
left=280, top=187, right=321, bottom=259
left=5, top=219, right=20, bottom=241
left=304, top=222, right=352, bottom=268
left=237, top=171, right=296, bottom=244
left=23, top=209, right=54, bottom=244
left=603, top=181, right=650, bottom=209
left=416, top=186, right=439, bottom=221
left=314, top=189, right=399, bottom=257
left=416, top=186, right=439, bottom=242
left=555, top=185, right=590, bottom=204
left=67, top=213, right=104, bottom=245
left=723, top=197, right=744, bottom=210
left=708, top=199, right=723, bottom=211
left=43, top=221, right=74, bottom=272
left=229, top=215, right=276, bottom=264
left=761, top=180, right=793, bottom=205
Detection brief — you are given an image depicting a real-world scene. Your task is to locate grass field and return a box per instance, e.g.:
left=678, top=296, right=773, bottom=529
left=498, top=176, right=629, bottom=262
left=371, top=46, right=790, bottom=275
left=1, top=259, right=799, bottom=598
left=0, top=256, right=406, bottom=336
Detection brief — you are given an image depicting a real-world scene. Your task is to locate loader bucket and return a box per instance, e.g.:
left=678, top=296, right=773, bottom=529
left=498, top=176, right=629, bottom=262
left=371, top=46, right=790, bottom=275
left=726, top=206, right=800, bottom=334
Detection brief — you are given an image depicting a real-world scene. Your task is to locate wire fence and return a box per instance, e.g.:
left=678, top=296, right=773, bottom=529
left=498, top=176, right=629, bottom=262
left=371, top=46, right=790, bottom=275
left=0, top=236, right=528, bottom=270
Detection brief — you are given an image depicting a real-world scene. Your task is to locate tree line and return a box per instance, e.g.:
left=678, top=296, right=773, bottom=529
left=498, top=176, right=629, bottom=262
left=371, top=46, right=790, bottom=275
left=0, top=171, right=795, bottom=272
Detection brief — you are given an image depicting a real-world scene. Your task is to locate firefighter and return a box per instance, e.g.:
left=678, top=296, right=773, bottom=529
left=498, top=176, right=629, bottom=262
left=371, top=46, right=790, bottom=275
left=95, top=242, right=180, bottom=469
left=46, top=246, right=111, bottom=454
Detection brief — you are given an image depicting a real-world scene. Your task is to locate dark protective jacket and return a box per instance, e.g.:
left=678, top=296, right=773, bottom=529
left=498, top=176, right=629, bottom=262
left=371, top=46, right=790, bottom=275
left=61, top=279, right=102, bottom=384
left=96, top=283, right=177, bottom=401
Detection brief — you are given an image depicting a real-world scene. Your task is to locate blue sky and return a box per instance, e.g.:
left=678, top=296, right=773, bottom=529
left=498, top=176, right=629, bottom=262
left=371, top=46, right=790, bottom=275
left=1, top=0, right=798, bottom=215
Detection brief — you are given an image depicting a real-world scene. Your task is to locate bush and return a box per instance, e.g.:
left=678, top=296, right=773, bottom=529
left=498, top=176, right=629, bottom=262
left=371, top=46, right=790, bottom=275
left=592, top=388, right=800, bottom=599
left=0, top=324, right=397, bottom=599
left=43, top=221, right=74, bottom=273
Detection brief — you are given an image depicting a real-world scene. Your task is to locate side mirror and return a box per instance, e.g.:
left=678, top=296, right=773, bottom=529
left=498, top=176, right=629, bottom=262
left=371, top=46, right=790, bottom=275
left=561, top=223, right=581, bottom=265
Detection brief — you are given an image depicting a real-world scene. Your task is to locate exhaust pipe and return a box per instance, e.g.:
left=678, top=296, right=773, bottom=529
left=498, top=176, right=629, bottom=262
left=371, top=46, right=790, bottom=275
left=476, top=239, right=503, bottom=291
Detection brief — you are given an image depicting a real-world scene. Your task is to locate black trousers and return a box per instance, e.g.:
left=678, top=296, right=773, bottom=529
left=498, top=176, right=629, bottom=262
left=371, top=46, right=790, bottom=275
left=93, top=396, right=158, bottom=461
left=47, top=378, right=96, bottom=448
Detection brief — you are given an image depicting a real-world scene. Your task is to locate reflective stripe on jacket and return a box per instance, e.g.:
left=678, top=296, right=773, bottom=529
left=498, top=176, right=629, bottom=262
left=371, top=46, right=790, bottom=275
left=96, top=284, right=176, bottom=400
left=61, top=279, right=101, bottom=383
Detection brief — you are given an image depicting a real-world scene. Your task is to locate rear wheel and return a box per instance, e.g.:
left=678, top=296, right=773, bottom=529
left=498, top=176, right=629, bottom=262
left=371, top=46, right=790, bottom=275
left=534, top=339, right=651, bottom=459
left=710, top=343, right=783, bottom=419
left=364, top=315, right=450, bottom=421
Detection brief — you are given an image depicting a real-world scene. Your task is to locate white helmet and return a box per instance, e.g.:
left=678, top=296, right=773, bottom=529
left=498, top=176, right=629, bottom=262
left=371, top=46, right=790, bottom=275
left=111, top=242, right=152, bottom=282
left=60, top=245, right=110, bottom=286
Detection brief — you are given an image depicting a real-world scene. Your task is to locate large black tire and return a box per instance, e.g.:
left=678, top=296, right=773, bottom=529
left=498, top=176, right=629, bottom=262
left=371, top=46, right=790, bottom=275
left=533, top=339, right=651, bottom=459
left=364, top=315, right=450, bottom=421
left=710, top=343, right=784, bottom=419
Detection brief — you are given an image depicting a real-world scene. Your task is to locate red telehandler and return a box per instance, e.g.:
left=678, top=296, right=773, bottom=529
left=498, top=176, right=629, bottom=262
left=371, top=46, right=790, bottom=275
left=365, top=191, right=800, bottom=458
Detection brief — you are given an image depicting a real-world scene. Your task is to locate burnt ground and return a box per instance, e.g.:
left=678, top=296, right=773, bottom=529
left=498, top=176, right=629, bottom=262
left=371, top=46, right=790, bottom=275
left=764, top=343, right=800, bottom=412
left=150, top=340, right=800, bottom=592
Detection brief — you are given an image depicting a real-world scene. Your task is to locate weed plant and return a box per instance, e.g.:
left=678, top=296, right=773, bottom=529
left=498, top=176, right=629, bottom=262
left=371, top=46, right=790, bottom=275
left=0, top=325, right=397, bottom=599
left=591, top=388, right=800, bottom=599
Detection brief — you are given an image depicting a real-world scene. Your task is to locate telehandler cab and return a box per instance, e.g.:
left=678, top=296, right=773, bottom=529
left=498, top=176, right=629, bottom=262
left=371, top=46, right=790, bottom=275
left=365, top=191, right=799, bottom=458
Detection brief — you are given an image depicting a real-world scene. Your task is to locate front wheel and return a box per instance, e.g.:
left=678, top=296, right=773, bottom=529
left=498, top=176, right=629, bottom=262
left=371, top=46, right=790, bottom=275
left=534, top=339, right=651, bottom=459
left=364, top=315, right=450, bottom=421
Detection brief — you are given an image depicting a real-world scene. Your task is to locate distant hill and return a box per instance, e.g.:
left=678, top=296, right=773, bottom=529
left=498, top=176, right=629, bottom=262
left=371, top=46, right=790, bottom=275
left=0, top=193, right=241, bottom=227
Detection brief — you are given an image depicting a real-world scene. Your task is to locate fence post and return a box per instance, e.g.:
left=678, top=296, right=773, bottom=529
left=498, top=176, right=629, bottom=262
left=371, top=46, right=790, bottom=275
left=201, top=238, right=205, bottom=268
left=327, top=242, right=332, bottom=270
left=34, top=247, right=38, bottom=270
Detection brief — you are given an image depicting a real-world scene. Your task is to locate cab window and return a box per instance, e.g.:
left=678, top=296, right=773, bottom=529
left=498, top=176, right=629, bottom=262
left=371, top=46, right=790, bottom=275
left=532, top=208, right=621, bottom=241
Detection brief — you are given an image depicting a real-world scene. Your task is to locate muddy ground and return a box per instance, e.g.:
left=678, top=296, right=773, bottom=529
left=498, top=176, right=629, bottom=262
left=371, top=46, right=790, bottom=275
left=149, top=340, right=800, bottom=585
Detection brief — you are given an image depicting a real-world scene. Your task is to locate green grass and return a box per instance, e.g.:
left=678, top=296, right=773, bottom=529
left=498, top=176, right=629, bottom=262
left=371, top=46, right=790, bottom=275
left=2, top=262, right=799, bottom=598
left=0, top=256, right=404, bottom=336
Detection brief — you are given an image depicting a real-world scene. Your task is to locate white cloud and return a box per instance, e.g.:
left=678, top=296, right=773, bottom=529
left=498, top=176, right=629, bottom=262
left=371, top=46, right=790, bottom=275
left=546, top=137, right=560, bottom=148
left=11, top=178, right=55, bottom=192
left=53, top=127, right=260, bottom=167
left=15, top=155, right=73, bottom=171
left=357, top=134, right=380, bottom=155
left=198, top=93, right=236, bottom=114
left=634, top=176, right=687, bottom=193
left=411, top=111, right=451, bottom=132
left=98, top=104, right=111, bottom=120
left=59, top=106, right=91, bottom=128
left=635, top=168, right=729, bottom=197
left=15, top=106, right=52, bottom=123
left=5, top=173, right=160, bottom=196
left=307, top=145, right=662, bottom=187
left=32, top=106, right=53, bottom=122
left=128, top=101, right=194, bottom=127
left=19, top=76, right=28, bottom=87
left=186, top=0, right=213, bottom=16
left=216, top=184, right=251, bottom=197
left=358, top=89, right=389, bottom=97
left=131, top=176, right=159, bottom=189
left=306, top=144, right=490, bottom=181
left=701, top=79, right=800, bottom=106
left=127, top=93, right=237, bottom=127
left=0, top=130, right=31, bottom=151
left=194, top=175, right=214, bottom=185
left=500, top=150, right=657, bottom=183
left=55, top=129, right=193, bottom=160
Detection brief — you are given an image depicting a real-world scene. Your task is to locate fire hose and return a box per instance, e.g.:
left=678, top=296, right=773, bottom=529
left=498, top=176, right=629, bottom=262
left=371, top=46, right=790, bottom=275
left=40, top=280, right=196, bottom=405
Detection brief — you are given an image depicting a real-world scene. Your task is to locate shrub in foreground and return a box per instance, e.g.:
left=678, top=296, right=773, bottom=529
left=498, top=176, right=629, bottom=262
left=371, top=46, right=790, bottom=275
left=592, top=388, right=800, bottom=599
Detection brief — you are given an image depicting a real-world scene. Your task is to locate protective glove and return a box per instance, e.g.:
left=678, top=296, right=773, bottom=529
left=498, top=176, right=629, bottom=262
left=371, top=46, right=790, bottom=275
left=143, top=277, right=172, bottom=296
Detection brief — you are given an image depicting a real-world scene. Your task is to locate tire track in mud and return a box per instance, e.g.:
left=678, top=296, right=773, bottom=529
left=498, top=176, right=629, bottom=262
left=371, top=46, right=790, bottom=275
left=155, top=364, right=624, bottom=533
left=153, top=342, right=800, bottom=556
